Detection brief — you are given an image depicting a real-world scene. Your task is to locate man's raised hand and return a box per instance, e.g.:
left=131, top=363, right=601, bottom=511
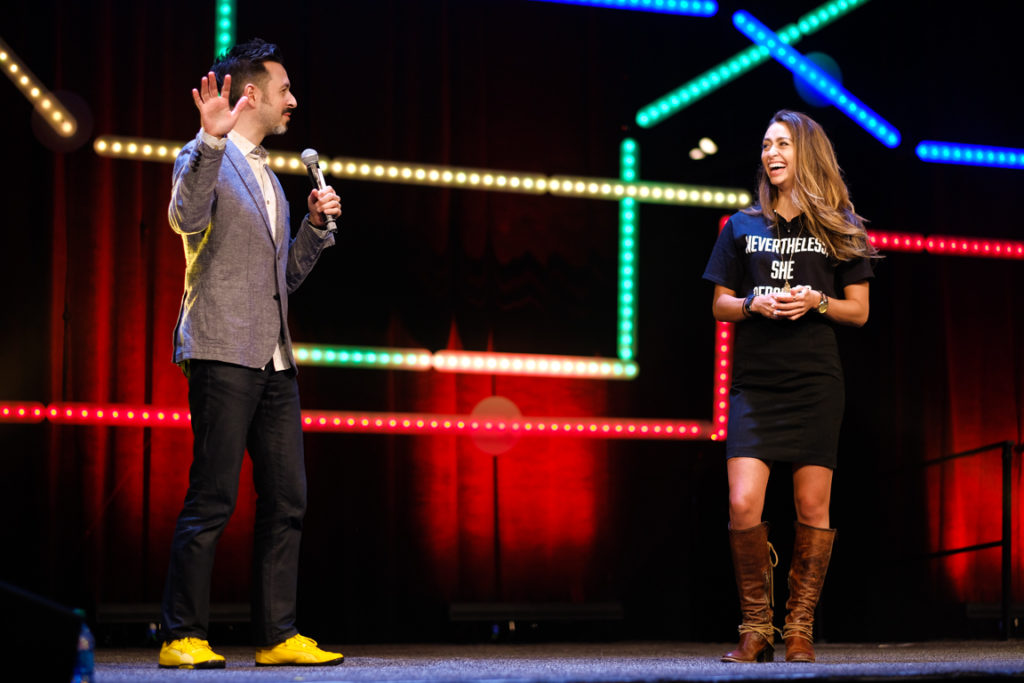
left=191, top=72, right=250, bottom=138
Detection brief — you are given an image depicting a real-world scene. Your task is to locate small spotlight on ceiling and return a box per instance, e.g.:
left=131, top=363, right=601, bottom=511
left=689, top=148, right=706, bottom=160
left=699, top=137, right=718, bottom=155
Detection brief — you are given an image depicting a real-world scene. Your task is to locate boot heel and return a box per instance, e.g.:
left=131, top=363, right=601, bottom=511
left=758, top=646, right=774, bottom=663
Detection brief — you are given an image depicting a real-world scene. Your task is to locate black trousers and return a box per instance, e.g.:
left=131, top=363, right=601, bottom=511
left=161, top=360, right=306, bottom=647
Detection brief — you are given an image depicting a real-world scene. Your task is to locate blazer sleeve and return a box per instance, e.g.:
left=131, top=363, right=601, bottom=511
left=168, top=131, right=226, bottom=235
left=286, top=215, right=336, bottom=294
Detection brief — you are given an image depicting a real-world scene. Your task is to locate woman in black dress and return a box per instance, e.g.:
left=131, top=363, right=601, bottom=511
left=703, top=110, right=875, bottom=663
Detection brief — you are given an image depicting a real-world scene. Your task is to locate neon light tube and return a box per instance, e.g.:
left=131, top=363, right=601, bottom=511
left=732, top=10, right=900, bottom=148
left=432, top=352, right=638, bottom=379
left=924, top=236, right=1024, bottom=259
left=712, top=321, right=732, bottom=441
left=867, top=231, right=925, bottom=253
left=0, top=402, right=46, bottom=423
left=215, top=0, right=236, bottom=58
left=47, top=404, right=191, bottom=427
left=916, top=141, right=1024, bottom=170
left=618, top=139, right=638, bottom=361
left=302, top=411, right=711, bottom=439
left=529, top=0, right=717, bottom=16
left=293, top=345, right=433, bottom=370
left=636, top=0, right=873, bottom=127
left=44, top=403, right=711, bottom=440
left=867, top=231, right=1024, bottom=259
left=711, top=216, right=732, bottom=442
left=0, top=36, right=77, bottom=137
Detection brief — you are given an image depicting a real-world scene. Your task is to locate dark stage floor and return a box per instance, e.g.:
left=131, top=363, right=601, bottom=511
left=95, top=641, right=1024, bottom=682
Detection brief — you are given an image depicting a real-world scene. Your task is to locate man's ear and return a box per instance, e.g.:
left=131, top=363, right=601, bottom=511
left=242, top=82, right=258, bottom=104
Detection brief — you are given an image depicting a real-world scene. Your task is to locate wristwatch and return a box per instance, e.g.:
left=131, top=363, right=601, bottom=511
left=817, top=290, right=829, bottom=314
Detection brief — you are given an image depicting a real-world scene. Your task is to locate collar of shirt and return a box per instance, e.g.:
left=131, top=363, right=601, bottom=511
left=228, top=130, right=262, bottom=158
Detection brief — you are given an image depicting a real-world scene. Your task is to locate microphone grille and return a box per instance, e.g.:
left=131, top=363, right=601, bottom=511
left=300, top=148, right=319, bottom=166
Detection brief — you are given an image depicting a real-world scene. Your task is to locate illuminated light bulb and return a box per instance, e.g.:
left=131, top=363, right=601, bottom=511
left=415, top=169, right=426, bottom=180
left=689, top=148, right=706, bottom=160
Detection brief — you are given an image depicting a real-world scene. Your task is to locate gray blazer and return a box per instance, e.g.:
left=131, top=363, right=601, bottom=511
left=168, top=131, right=335, bottom=369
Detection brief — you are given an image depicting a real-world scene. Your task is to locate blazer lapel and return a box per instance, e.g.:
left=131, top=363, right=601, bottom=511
left=224, top=142, right=275, bottom=243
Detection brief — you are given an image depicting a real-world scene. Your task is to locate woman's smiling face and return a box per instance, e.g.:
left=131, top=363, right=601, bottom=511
left=762, top=121, right=796, bottom=193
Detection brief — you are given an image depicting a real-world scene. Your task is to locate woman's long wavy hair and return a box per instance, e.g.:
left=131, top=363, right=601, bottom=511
left=744, top=109, right=877, bottom=262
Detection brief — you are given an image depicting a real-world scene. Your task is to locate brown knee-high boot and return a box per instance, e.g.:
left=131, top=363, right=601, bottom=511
left=782, top=522, right=836, bottom=663
left=721, top=522, right=778, bottom=663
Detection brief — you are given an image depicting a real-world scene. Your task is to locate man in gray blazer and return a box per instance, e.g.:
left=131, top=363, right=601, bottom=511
left=159, top=38, right=343, bottom=669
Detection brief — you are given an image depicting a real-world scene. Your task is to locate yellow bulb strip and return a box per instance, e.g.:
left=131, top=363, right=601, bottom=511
left=0, top=36, right=78, bottom=138
left=94, top=136, right=749, bottom=208
left=96, top=135, right=749, bottom=206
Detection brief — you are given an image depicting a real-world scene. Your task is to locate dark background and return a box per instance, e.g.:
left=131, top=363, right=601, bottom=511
left=1, top=0, right=1021, bottom=644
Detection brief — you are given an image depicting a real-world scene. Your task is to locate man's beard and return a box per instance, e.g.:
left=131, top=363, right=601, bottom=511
left=261, top=102, right=289, bottom=136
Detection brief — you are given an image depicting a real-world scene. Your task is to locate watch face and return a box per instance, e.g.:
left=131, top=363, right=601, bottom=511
left=818, top=299, right=828, bottom=314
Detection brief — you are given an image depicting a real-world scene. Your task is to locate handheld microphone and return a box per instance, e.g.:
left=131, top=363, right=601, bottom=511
left=300, top=148, right=337, bottom=232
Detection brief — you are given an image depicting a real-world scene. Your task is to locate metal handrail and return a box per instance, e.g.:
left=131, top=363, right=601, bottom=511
left=922, top=440, right=1018, bottom=639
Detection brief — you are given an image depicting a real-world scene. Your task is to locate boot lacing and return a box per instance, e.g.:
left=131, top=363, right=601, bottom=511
left=782, top=623, right=814, bottom=641
left=737, top=542, right=782, bottom=641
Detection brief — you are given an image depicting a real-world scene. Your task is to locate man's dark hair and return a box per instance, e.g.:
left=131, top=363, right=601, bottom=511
left=211, top=38, right=284, bottom=107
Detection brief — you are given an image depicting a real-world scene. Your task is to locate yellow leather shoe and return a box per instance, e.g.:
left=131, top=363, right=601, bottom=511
left=255, top=634, right=344, bottom=666
left=158, top=638, right=226, bottom=669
